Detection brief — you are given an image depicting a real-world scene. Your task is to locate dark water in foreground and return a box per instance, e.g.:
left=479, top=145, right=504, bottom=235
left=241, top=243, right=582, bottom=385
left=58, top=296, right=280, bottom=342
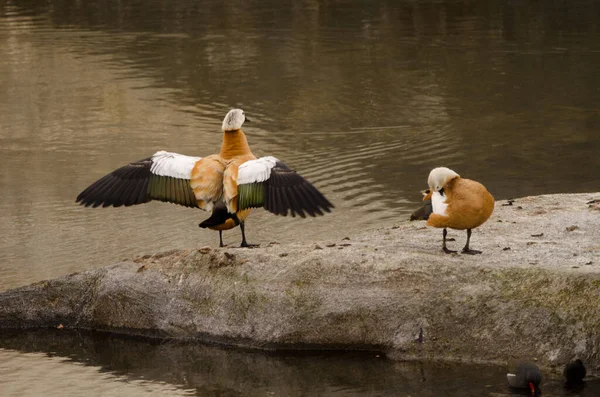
left=1, top=0, right=600, bottom=395
left=1, top=330, right=599, bottom=397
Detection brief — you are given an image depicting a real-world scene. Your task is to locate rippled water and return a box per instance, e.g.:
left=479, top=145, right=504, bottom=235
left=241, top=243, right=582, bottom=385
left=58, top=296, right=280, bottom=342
left=1, top=0, right=599, bottom=395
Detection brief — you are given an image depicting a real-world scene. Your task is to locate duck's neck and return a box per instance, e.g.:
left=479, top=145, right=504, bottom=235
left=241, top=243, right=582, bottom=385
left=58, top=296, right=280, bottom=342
left=220, top=129, right=253, bottom=160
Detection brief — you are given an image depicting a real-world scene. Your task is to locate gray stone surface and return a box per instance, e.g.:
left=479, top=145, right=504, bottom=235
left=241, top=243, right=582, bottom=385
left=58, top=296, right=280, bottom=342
left=1, top=193, right=600, bottom=369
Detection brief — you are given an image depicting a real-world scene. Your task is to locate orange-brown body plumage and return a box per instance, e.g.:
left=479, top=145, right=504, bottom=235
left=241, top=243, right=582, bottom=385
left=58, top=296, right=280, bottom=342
left=426, top=177, right=494, bottom=230
left=190, top=128, right=256, bottom=227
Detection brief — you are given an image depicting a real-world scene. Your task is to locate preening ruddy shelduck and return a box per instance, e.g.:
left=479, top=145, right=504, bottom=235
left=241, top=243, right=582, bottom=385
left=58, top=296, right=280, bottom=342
left=76, top=109, right=333, bottom=247
left=423, top=167, right=494, bottom=254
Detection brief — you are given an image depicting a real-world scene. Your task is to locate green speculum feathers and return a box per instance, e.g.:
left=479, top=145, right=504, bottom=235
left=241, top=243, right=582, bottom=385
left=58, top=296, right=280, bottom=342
left=238, top=183, right=264, bottom=209
left=148, top=175, right=196, bottom=207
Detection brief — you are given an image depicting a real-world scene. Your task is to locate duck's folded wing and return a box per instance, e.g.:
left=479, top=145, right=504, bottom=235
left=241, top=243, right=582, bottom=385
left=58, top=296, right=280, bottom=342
left=76, top=151, right=201, bottom=208
left=237, top=156, right=333, bottom=217
left=410, top=189, right=433, bottom=221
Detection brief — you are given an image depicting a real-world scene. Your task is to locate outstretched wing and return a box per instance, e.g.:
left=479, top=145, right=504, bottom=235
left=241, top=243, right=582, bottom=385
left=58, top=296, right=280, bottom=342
left=76, top=151, right=201, bottom=208
left=237, top=156, right=333, bottom=217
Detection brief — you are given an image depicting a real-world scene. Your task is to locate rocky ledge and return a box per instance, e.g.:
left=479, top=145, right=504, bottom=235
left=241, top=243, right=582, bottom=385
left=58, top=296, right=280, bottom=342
left=1, top=193, right=600, bottom=370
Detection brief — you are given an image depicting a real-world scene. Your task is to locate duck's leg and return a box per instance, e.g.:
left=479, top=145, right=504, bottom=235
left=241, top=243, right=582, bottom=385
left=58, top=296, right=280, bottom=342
left=442, top=228, right=457, bottom=254
left=219, top=231, right=226, bottom=248
left=462, top=229, right=482, bottom=255
left=239, top=221, right=259, bottom=248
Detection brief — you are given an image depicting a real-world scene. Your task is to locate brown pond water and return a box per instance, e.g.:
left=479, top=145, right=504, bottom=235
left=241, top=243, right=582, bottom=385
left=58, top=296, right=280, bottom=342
left=1, top=329, right=600, bottom=397
left=1, top=0, right=599, bottom=395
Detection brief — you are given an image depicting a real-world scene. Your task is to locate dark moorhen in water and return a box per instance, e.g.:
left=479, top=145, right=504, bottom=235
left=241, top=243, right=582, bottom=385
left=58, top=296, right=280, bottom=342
left=564, top=359, right=586, bottom=386
left=506, top=361, right=542, bottom=395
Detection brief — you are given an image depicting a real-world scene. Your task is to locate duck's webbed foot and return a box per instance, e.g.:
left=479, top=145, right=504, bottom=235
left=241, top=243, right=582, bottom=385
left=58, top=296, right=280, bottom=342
left=240, top=242, right=260, bottom=248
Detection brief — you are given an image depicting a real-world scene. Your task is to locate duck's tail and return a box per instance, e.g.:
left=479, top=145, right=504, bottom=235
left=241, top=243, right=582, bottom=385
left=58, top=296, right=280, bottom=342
left=199, top=202, right=235, bottom=228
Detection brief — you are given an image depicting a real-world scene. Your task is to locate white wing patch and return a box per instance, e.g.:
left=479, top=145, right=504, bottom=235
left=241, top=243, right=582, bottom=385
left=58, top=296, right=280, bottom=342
left=431, top=191, right=449, bottom=216
left=237, top=156, right=279, bottom=184
left=150, top=151, right=201, bottom=179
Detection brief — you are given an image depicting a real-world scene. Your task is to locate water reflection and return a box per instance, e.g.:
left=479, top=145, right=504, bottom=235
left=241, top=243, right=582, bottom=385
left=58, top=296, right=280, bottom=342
left=1, top=329, right=599, bottom=397
left=1, top=329, right=596, bottom=397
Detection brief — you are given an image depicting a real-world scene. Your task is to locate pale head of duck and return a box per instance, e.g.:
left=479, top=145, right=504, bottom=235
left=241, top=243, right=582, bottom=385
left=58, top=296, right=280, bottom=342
left=428, top=167, right=460, bottom=192
left=222, top=108, right=250, bottom=132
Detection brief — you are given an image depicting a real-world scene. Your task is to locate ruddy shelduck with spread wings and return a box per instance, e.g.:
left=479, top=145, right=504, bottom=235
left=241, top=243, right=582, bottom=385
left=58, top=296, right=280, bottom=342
left=423, top=167, right=494, bottom=254
left=76, top=109, right=333, bottom=247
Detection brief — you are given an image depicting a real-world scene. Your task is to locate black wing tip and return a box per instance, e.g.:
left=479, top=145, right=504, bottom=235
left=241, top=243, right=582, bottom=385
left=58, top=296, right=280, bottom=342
left=76, top=193, right=138, bottom=208
left=269, top=196, right=333, bottom=218
left=264, top=185, right=334, bottom=218
left=302, top=187, right=334, bottom=218
left=305, top=204, right=333, bottom=217
left=76, top=195, right=96, bottom=207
